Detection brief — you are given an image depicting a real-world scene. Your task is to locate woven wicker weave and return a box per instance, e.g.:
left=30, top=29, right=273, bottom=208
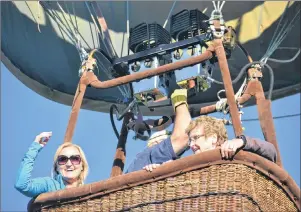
left=37, top=163, right=297, bottom=212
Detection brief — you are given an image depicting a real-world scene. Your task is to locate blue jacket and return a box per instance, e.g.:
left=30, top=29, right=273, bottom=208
left=15, top=142, right=66, bottom=198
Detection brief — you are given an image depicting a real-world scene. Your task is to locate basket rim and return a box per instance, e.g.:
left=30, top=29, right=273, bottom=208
left=28, top=150, right=300, bottom=211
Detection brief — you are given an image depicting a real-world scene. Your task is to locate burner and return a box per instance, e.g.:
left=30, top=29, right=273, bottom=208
left=129, top=22, right=171, bottom=53
left=170, top=9, right=209, bottom=41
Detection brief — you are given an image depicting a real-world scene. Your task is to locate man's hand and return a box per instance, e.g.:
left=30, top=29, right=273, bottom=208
left=143, top=160, right=172, bottom=172
left=34, top=132, right=52, bottom=147
left=143, top=164, right=161, bottom=172
left=220, top=138, right=244, bottom=159
left=171, top=89, right=188, bottom=111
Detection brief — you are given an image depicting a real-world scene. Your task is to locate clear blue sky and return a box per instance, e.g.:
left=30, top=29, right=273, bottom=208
left=1, top=63, right=300, bottom=211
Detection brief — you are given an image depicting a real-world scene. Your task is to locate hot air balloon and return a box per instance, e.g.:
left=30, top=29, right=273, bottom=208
left=1, top=1, right=300, bottom=211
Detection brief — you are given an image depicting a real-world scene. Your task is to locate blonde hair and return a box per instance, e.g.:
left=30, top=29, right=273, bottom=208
left=185, top=116, right=228, bottom=146
left=52, top=143, right=89, bottom=186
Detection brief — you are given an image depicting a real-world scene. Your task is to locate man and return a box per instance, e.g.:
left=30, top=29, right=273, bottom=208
left=142, top=115, right=277, bottom=172
left=126, top=87, right=277, bottom=173
left=126, top=89, right=192, bottom=173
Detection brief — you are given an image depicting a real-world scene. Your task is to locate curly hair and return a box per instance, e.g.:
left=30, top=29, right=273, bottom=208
left=185, top=116, right=228, bottom=146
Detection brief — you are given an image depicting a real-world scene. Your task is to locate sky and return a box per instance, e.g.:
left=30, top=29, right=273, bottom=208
left=1, top=62, right=300, bottom=211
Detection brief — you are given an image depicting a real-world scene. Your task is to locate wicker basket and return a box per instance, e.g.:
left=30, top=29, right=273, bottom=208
left=28, top=150, right=300, bottom=212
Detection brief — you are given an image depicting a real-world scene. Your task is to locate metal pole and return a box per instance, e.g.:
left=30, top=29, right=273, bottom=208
left=213, top=39, right=243, bottom=137
left=110, top=112, right=132, bottom=177
left=249, top=77, right=282, bottom=167
left=64, top=75, right=90, bottom=143
left=86, top=47, right=214, bottom=89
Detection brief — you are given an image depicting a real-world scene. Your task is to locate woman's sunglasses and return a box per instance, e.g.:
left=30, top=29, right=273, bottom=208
left=57, top=155, right=81, bottom=165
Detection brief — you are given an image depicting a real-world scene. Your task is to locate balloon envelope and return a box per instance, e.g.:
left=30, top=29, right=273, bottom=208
left=1, top=1, right=300, bottom=116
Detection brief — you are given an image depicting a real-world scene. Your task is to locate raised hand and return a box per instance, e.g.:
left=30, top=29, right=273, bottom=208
left=34, top=132, right=52, bottom=147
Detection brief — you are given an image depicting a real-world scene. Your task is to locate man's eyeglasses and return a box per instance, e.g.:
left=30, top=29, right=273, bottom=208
left=57, top=155, right=81, bottom=165
left=189, top=134, right=205, bottom=143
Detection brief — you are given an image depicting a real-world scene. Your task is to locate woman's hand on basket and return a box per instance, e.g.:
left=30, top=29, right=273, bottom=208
left=34, top=132, right=52, bottom=147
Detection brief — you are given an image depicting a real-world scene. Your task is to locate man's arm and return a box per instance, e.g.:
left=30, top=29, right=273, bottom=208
left=170, top=89, right=192, bottom=155
left=243, top=136, right=277, bottom=162
left=221, top=136, right=277, bottom=162
left=126, top=137, right=178, bottom=173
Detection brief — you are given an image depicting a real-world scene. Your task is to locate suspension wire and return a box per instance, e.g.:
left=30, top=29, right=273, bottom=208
left=94, top=54, right=130, bottom=98
left=85, top=2, right=130, bottom=99
left=93, top=1, right=119, bottom=58
left=72, top=2, right=79, bottom=32
left=55, top=1, right=94, bottom=59
left=62, top=2, right=78, bottom=34
left=242, top=113, right=300, bottom=122
left=24, top=1, right=41, bottom=33
left=62, top=2, right=96, bottom=50
left=84, top=1, right=100, bottom=34
left=219, top=1, right=226, bottom=11
left=266, top=10, right=300, bottom=58
left=56, top=2, right=79, bottom=40
left=43, top=1, right=130, bottom=99
left=126, top=0, right=130, bottom=56
left=86, top=1, right=117, bottom=61
left=212, top=1, right=217, bottom=11
left=265, top=2, right=290, bottom=54
left=42, top=1, right=130, bottom=99
left=62, top=1, right=97, bottom=50
left=88, top=2, right=105, bottom=50
left=40, top=2, right=78, bottom=46
left=261, top=2, right=300, bottom=63
left=88, top=2, right=110, bottom=54
left=163, top=1, right=177, bottom=29
left=45, top=1, right=91, bottom=50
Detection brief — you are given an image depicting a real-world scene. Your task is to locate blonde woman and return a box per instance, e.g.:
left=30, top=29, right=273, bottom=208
left=15, top=132, right=89, bottom=197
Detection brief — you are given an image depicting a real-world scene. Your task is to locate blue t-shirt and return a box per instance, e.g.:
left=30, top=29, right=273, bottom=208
left=126, top=137, right=178, bottom=173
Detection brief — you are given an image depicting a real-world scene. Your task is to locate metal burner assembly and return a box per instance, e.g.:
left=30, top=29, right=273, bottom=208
left=128, top=22, right=173, bottom=104
left=170, top=9, right=213, bottom=92
left=127, top=9, right=216, bottom=106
